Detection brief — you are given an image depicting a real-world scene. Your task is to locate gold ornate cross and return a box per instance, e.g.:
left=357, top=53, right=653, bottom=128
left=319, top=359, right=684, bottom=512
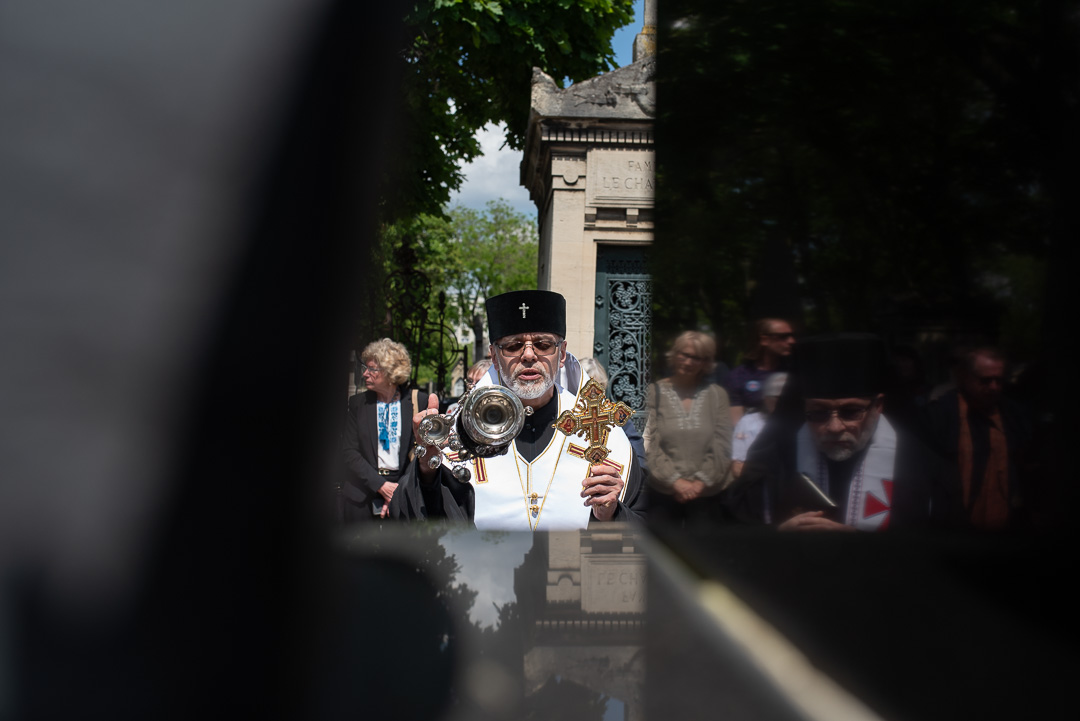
left=553, top=379, right=635, bottom=464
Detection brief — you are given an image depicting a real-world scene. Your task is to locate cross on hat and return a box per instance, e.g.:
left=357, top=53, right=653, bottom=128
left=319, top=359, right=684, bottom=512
left=485, top=290, right=566, bottom=340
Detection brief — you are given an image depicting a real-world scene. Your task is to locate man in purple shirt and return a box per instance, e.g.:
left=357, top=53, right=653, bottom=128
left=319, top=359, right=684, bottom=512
left=726, top=318, right=795, bottom=425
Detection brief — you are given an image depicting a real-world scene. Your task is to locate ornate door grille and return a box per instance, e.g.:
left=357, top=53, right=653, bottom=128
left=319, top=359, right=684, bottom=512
left=593, top=246, right=651, bottom=432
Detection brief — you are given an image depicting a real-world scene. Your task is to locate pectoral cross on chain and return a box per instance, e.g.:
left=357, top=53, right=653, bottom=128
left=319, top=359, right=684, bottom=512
left=553, top=379, right=635, bottom=464
left=519, top=303, right=529, bottom=318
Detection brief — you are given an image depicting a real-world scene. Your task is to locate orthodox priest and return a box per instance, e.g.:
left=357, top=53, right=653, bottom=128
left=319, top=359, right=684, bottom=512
left=727, top=334, right=961, bottom=530
left=391, top=290, right=647, bottom=529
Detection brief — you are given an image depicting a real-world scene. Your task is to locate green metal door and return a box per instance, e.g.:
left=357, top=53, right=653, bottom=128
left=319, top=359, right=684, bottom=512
left=593, top=245, right=651, bottom=432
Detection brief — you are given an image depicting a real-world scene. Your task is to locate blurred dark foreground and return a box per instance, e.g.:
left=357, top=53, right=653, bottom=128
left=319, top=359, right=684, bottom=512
left=2, top=2, right=1077, bottom=720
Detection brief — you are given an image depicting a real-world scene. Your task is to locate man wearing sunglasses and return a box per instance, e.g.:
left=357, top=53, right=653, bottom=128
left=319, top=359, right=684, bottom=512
left=394, top=290, right=646, bottom=529
left=726, top=318, right=796, bottom=426
left=728, top=334, right=956, bottom=530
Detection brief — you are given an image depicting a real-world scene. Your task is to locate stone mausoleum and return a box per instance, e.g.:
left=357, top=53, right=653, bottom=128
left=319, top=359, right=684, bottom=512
left=520, top=4, right=656, bottom=427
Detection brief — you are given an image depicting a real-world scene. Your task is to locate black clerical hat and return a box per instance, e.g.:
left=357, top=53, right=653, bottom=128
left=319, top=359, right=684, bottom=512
left=486, top=290, right=566, bottom=341
left=793, top=333, right=888, bottom=399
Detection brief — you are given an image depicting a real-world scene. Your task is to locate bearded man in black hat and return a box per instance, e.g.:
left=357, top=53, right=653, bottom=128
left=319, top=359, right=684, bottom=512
left=728, top=334, right=959, bottom=530
left=391, top=290, right=647, bottom=529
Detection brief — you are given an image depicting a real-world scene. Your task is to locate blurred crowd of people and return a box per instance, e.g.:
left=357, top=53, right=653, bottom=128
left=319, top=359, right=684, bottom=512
left=645, top=321, right=1041, bottom=532
left=342, top=308, right=1043, bottom=533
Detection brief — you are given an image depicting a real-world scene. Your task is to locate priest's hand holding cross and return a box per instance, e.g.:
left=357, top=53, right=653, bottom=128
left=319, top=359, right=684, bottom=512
left=555, top=379, right=635, bottom=523
left=581, top=462, right=624, bottom=521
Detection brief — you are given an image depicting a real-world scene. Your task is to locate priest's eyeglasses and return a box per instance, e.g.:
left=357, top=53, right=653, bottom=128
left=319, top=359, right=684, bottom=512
left=805, top=404, right=872, bottom=424
left=495, top=337, right=561, bottom=358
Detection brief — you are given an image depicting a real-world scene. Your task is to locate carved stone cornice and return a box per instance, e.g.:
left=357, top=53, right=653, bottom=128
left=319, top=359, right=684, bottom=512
left=522, top=120, right=655, bottom=210
left=521, top=56, right=656, bottom=210
left=539, top=125, right=654, bottom=146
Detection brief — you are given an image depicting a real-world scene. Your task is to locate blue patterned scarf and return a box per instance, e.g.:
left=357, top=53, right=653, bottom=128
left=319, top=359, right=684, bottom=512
left=377, top=399, right=400, bottom=451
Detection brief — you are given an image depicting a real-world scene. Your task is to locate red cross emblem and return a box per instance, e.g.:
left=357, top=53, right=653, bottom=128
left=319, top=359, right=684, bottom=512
left=863, top=479, right=894, bottom=529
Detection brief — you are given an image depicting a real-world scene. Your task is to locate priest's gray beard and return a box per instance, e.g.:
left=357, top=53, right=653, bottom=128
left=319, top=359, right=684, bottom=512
left=816, top=419, right=877, bottom=462
left=497, top=360, right=555, bottom=400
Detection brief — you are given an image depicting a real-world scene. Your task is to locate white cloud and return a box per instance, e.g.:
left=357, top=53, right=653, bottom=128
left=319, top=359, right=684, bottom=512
left=448, top=122, right=535, bottom=218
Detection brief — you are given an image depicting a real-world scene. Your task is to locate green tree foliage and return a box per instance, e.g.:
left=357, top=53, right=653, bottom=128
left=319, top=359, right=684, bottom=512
left=654, top=0, right=1076, bottom=361
left=364, top=199, right=538, bottom=384
left=440, top=200, right=539, bottom=361
left=382, top=0, right=635, bottom=221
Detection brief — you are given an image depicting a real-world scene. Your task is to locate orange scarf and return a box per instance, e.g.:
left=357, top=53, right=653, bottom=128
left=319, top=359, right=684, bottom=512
left=957, top=394, right=1010, bottom=529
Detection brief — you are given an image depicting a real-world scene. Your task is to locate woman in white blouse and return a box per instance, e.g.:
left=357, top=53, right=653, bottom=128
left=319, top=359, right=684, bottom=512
left=644, top=331, right=734, bottom=525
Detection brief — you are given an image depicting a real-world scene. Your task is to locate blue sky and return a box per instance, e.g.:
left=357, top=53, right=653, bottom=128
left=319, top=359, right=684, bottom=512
left=447, top=0, right=645, bottom=218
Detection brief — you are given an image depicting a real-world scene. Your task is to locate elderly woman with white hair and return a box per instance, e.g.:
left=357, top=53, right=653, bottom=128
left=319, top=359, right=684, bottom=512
left=644, top=330, right=734, bottom=524
left=341, top=338, right=432, bottom=522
